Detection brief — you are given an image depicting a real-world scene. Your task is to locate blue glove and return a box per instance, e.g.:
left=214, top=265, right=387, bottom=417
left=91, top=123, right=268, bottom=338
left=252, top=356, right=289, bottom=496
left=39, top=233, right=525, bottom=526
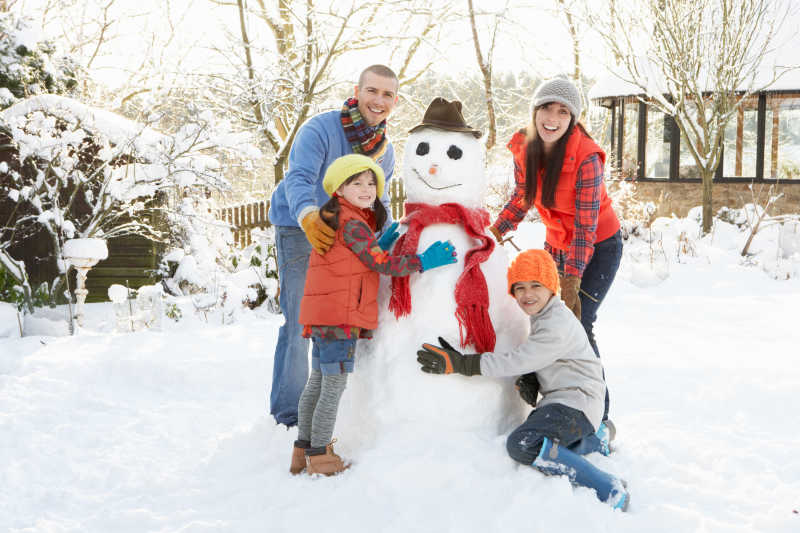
left=377, top=222, right=400, bottom=251
left=418, top=240, right=457, bottom=272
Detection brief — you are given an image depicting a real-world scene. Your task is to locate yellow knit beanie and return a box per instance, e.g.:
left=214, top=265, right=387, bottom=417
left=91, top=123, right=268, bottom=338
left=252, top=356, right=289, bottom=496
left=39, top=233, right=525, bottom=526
left=507, top=249, right=559, bottom=295
left=322, top=154, right=385, bottom=198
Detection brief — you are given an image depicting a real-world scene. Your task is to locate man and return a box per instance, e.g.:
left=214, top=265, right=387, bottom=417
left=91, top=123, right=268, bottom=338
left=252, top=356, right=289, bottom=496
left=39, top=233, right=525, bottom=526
left=267, top=65, right=400, bottom=427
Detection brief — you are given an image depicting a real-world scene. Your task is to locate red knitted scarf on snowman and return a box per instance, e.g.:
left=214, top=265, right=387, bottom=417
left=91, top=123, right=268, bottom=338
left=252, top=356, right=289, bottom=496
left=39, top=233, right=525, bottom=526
left=389, top=202, right=496, bottom=353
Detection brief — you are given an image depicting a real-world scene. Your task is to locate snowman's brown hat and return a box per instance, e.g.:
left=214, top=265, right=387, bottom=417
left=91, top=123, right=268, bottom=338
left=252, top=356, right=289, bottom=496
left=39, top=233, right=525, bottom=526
left=409, top=97, right=482, bottom=138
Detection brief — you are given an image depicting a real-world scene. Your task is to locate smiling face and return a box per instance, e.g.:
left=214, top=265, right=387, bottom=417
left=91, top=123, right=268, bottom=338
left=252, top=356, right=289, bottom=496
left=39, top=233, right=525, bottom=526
left=511, top=280, right=553, bottom=316
left=337, top=170, right=377, bottom=209
left=402, top=128, right=486, bottom=208
left=534, top=102, right=573, bottom=153
left=354, top=72, right=399, bottom=127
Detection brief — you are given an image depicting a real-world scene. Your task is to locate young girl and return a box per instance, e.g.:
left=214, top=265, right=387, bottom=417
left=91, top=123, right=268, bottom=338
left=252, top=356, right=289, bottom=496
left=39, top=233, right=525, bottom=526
left=489, top=77, right=622, bottom=421
left=290, top=153, right=457, bottom=476
left=417, top=249, right=628, bottom=510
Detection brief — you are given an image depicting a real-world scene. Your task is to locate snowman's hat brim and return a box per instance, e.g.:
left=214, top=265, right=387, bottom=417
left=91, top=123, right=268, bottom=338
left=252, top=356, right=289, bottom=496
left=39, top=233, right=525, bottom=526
left=408, top=97, right=482, bottom=138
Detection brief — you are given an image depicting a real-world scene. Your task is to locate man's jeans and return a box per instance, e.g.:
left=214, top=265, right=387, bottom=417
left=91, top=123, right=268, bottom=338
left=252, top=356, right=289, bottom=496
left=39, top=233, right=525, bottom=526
left=269, top=226, right=312, bottom=427
left=579, top=230, right=623, bottom=420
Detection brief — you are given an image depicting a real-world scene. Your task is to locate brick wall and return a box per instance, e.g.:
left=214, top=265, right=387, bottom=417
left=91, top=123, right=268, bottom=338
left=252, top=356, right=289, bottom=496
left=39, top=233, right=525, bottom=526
left=614, top=179, right=800, bottom=218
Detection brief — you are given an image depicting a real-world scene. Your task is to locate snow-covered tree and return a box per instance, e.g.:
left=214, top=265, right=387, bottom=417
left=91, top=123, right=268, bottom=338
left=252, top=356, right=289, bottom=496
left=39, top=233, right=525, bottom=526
left=0, top=10, right=79, bottom=109
left=466, top=0, right=505, bottom=151
left=201, top=0, right=443, bottom=184
left=0, top=94, right=257, bottom=305
left=588, top=0, right=793, bottom=234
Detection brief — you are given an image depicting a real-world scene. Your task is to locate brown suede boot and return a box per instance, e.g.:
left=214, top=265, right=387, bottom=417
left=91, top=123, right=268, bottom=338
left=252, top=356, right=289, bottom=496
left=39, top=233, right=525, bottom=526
left=290, top=440, right=310, bottom=475
left=305, top=439, right=349, bottom=476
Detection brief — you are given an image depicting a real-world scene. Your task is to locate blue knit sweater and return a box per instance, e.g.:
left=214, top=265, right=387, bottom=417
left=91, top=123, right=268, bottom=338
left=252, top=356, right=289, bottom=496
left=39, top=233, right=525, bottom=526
left=268, top=110, right=395, bottom=228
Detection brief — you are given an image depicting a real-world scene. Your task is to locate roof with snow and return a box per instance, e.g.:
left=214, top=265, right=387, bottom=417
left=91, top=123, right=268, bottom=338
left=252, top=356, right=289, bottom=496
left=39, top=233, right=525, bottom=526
left=589, top=63, right=800, bottom=101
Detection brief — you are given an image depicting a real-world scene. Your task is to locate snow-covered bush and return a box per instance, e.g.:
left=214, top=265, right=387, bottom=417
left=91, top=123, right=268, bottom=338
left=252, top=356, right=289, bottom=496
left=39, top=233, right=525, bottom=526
left=1, top=95, right=170, bottom=302
left=0, top=95, right=257, bottom=306
left=607, top=179, right=660, bottom=238
left=713, top=202, right=800, bottom=280
left=619, top=203, right=800, bottom=286
left=158, top=199, right=279, bottom=321
left=229, top=227, right=279, bottom=312
left=107, top=282, right=163, bottom=332
left=0, top=12, right=78, bottom=109
left=0, top=260, right=49, bottom=312
left=159, top=196, right=234, bottom=296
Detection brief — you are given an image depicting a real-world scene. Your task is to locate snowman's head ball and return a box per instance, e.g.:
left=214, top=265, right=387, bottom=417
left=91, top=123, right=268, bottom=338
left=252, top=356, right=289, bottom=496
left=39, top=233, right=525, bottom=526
left=401, top=127, right=486, bottom=208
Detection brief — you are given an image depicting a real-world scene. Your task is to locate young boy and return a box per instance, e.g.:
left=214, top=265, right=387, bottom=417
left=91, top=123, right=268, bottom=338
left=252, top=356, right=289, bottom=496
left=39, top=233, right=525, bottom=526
left=417, top=249, right=629, bottom=511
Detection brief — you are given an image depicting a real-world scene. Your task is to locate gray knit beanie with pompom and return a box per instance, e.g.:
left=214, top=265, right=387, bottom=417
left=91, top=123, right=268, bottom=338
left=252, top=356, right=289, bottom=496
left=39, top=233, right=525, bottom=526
left=531, top=77, right=582, bottom=119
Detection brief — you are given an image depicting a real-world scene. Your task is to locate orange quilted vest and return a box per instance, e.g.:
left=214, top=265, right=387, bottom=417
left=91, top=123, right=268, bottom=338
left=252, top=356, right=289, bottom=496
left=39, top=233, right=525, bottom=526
left=508, top=128, right=619, bottom=251
left=299, top=200, right=380, bottom=330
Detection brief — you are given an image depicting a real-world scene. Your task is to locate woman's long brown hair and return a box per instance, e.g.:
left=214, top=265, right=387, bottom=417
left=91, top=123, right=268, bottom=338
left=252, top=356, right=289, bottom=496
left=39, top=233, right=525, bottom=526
left=524, top=109, right=594, bottom=208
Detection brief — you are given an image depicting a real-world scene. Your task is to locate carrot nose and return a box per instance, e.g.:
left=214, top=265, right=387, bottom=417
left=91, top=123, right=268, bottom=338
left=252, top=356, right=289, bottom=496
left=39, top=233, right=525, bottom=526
left=429, top=165, right=438, bottom=175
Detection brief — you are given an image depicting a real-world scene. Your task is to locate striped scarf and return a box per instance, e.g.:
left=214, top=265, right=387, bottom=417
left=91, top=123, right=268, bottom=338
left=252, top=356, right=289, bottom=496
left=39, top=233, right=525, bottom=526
left=341, top=97, right=388, bottom=159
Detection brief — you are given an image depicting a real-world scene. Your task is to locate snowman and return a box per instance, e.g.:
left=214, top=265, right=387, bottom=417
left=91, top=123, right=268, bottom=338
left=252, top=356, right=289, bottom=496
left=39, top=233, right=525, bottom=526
left=338, top=98, right=529, bottom=449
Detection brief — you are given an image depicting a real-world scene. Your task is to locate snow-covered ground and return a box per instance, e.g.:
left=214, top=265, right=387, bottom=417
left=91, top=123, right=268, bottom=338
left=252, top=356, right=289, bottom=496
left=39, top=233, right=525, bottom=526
left=2, top=219, right=799, bottom=533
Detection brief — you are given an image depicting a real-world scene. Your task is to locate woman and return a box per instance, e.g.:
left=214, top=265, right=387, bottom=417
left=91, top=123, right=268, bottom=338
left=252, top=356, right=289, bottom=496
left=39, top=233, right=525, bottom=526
left=489, top=77, right=622, bottom=420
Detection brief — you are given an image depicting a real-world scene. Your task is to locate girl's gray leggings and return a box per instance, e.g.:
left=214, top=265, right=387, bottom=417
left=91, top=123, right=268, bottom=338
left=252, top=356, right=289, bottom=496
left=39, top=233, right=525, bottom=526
left=297, top=369, right=348, bottom=448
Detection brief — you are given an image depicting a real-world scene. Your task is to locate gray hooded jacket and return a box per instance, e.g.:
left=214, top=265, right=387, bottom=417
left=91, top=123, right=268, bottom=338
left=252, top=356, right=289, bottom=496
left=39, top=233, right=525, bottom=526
left=479, top=295, right=606, bottom=430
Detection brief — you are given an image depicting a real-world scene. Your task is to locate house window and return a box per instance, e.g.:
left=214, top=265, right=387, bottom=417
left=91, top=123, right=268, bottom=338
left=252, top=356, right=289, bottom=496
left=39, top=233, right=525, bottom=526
left=765, top=95, right=800, bottom=180
left=645, top=107, right=670, bottom=179
left=722, top=95, right=759, bottom=178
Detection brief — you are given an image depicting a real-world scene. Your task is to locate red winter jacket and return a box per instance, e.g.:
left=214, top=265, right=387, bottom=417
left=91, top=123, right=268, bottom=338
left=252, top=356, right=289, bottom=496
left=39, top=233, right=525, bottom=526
left=501, top=128, right=619, bottom=254
left=299, top=200, right=380, bottom=330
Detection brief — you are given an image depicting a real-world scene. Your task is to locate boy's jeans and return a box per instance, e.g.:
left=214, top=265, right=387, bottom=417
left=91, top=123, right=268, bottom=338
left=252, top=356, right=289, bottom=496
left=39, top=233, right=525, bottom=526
left=579, top=230, right=623, bottom=420
left=269, top=225, right=312, bottom=427
left=506, top=403, right=594, bottom=464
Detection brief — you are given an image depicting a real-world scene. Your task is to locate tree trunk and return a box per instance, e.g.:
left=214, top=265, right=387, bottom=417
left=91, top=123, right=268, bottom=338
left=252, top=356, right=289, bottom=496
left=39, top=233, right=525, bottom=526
left=467, top=0, right=496, bottom=151
left=701, top=167, right=714, bottom=234
left=274, top=157, right=286, bottom=184
left=555, top=0, right=584, bottom=118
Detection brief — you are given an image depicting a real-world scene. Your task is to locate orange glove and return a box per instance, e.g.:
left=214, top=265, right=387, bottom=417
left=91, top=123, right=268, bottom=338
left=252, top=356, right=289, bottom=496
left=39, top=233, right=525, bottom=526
left=559, top=274, right=582, bottom=319
left=300, top=210, right=336, bottom=254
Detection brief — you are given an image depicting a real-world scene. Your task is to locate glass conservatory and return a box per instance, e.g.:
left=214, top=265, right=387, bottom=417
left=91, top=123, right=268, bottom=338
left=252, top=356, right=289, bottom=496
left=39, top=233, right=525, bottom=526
left=590, top=92, right=800, bottom=182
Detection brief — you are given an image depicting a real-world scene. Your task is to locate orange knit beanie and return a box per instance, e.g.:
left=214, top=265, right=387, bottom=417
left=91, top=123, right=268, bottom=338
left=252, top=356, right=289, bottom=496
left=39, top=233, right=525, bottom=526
left=507, top=249, right=559, bottom=295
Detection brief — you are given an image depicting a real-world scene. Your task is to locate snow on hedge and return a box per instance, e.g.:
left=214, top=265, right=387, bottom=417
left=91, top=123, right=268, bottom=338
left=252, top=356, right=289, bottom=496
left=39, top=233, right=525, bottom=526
left=2, top=94, right=166, bottom=156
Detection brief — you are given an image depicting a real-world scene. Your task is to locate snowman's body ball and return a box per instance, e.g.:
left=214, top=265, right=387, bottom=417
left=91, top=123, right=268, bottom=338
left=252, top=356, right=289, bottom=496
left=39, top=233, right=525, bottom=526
left=337, top=126, right=529, bottom=447
left=400, top=127, right=528, bottom=356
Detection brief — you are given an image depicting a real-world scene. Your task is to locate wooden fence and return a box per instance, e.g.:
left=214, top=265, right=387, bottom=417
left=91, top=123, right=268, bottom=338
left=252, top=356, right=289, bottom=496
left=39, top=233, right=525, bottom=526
left=389, top=179, right=406, bottom=220
left=85, top=235, right=160, bottom=302
left=218, top=200, right=271, bottom=248
left=218, top=182, right=407, bottom=249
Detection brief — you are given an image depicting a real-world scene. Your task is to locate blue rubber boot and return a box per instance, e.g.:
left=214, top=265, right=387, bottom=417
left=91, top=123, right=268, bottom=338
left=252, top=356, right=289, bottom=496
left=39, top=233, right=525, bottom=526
left=569, top=420, right=614, bottom=456
left=535, top=437, right=629, bottom=511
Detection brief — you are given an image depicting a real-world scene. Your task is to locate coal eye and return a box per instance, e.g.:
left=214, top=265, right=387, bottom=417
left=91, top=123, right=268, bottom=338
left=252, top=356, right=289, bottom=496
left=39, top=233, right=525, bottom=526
left=447, top=145, right=462, bottom=160
left=416, top=142, right=430, bottom=156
